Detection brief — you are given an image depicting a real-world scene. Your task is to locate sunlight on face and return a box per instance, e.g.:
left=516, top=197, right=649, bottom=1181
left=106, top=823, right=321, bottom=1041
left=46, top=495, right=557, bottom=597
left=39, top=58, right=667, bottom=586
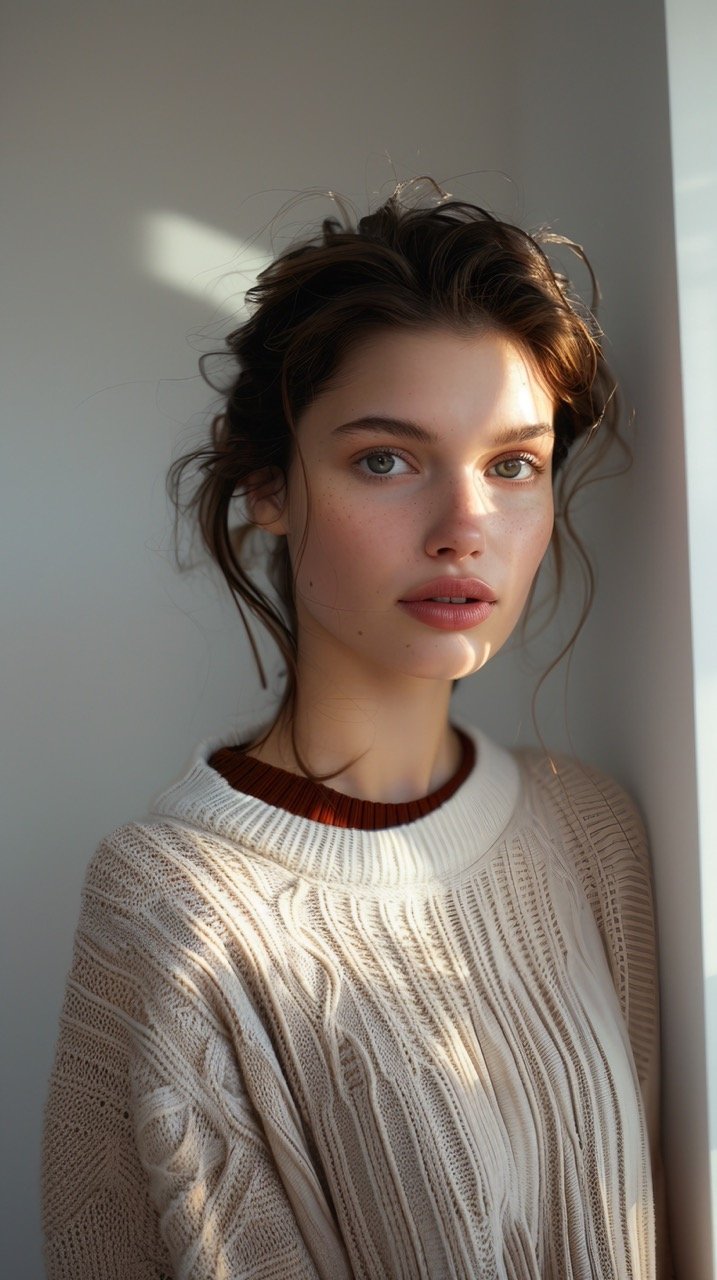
left=277, top=328, right=556, bottom=692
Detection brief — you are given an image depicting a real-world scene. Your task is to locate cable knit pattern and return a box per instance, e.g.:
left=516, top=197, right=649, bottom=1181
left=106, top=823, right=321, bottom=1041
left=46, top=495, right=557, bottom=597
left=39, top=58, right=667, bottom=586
left=42, top=725, right=671, bottom=1278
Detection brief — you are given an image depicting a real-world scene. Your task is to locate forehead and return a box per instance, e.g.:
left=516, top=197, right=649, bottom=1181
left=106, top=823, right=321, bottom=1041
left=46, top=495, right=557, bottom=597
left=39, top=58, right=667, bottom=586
left=302, top=327, right=555, bottom=431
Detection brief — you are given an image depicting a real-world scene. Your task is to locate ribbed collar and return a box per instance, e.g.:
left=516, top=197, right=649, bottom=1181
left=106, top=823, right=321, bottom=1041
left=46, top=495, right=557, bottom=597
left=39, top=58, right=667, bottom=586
left=150, top=722, right=521, bottom=889
left=207, top=727, right=476, bottom=830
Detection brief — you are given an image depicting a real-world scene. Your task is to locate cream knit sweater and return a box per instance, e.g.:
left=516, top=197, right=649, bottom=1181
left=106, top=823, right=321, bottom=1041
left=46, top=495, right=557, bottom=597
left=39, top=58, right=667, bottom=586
left=42, top=726, right=671, bottom=1279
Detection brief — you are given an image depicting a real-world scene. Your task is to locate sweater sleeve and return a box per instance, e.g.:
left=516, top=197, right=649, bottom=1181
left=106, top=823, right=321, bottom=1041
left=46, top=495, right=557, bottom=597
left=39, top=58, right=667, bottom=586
left=521, top=751, right=674, bottom=1278
left=42, top=828, right=346, bottom=1280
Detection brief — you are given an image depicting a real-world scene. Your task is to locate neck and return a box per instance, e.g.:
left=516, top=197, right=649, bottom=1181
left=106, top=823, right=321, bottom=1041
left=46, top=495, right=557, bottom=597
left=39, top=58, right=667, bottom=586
left=248, top=666, right=461, bottom=805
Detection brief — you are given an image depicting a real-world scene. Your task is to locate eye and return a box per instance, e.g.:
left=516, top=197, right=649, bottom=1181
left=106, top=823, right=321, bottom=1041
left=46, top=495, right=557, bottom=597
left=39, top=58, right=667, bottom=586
left=489, top=453, right=543, bottom=481
left=356, top=448, right=414, bottom=478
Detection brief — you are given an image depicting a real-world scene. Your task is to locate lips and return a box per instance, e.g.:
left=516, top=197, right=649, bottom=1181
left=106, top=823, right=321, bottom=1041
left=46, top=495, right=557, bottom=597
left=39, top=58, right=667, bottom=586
left=397, top=577, right=498, bottom=632
left=399, top=577, right=497, bottom=604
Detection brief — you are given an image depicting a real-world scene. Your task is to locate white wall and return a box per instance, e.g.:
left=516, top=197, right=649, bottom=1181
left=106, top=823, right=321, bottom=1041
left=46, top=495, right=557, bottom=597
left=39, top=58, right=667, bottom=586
left=665, top=0, right=717, bottom=1273
left=1, top=0, right=707, bottom=1274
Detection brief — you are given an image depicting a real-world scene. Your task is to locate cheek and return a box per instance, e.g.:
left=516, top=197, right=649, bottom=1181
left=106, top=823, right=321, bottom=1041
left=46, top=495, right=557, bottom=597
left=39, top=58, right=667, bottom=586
left=506, top=500, right=554, bottom=580
left=289, top=493, right=383, bottom=598
left=535, top=504, right=555, bottom=561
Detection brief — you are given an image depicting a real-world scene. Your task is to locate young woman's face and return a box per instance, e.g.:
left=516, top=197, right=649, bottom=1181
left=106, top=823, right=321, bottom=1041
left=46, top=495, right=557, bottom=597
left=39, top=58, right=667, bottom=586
left=268, top=327, right=556, bottom=687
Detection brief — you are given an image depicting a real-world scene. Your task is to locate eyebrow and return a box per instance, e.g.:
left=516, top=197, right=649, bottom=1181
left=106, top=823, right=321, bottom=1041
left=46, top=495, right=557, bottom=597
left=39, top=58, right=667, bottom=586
left=331, top=415, right=554, bottom=447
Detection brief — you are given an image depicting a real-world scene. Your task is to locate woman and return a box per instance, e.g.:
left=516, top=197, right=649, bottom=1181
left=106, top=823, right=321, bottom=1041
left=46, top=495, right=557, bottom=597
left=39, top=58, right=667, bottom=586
left=42, top=181, right=672, bottom=1278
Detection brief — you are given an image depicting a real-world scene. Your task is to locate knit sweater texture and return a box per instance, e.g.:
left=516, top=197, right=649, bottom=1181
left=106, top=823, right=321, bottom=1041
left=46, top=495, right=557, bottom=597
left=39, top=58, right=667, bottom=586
left=42, top=724, right=671, bottom=1279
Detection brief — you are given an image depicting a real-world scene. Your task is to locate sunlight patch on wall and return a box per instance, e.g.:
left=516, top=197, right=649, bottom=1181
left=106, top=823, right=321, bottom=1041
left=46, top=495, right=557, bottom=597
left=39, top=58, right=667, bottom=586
left=139, top=211, right=270, bottom=318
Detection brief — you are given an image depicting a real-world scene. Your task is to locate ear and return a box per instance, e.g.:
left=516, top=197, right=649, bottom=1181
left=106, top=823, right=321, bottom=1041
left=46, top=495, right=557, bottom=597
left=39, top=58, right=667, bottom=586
left=246, top=467, right=289, bottom=536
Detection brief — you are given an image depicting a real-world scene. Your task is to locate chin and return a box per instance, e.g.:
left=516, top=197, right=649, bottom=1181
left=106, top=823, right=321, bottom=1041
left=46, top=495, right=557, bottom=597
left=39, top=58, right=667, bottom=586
left=391, top=639, right=497, bottom=683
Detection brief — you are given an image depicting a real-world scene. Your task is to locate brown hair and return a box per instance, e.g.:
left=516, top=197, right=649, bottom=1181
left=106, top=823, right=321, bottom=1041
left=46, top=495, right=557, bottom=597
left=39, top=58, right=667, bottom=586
left=169, top=178, right=621, bottom=750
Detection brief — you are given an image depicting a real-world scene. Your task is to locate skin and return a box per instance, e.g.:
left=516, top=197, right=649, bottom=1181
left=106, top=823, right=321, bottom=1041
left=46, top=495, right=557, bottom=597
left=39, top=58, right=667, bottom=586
left=251, top=327, right=556, bottom=803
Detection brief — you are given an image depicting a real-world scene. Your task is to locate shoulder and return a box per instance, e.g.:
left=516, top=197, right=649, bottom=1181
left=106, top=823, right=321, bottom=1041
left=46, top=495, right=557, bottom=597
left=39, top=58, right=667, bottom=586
left=76, top=816, right=242, bottom=982
left=514, top=745, right=650, bottom=878
left=511, top=745, right=656, bottom=966
left=80, top=812, right=287, bottom=983
left=81, top=817, right=209, bottom=914
left=513, top=747, right=658, bottom=1045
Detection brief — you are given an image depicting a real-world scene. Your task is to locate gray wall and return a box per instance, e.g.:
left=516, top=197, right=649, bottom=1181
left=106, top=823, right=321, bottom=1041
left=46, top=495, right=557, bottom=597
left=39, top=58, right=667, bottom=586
left=1, top=1, right=707, bottom=1274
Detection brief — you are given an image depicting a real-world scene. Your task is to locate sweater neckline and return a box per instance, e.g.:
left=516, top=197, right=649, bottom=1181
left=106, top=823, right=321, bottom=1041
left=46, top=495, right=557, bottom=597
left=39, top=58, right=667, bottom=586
left=207, top=727, right=475, bottom=830
left=151, top=722, right=522, bottom=888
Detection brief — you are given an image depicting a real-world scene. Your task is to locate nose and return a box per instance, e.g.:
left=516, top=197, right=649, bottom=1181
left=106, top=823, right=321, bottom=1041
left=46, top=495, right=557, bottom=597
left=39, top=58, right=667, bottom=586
left=423, top=472, right=488, bottom=560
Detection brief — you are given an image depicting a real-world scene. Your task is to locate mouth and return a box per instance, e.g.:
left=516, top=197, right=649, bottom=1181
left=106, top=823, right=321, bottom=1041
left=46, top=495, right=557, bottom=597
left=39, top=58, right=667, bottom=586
left=425, top=595, right=475, bottom=604
left=399, top=577, right=497, bottom=605
left=397, top=578, right=497, bottom=632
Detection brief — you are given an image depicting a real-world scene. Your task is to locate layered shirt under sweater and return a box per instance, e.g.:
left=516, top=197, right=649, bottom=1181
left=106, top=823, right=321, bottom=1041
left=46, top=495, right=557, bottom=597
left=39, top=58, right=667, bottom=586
left=42, top=724, right=671, bottom=1279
